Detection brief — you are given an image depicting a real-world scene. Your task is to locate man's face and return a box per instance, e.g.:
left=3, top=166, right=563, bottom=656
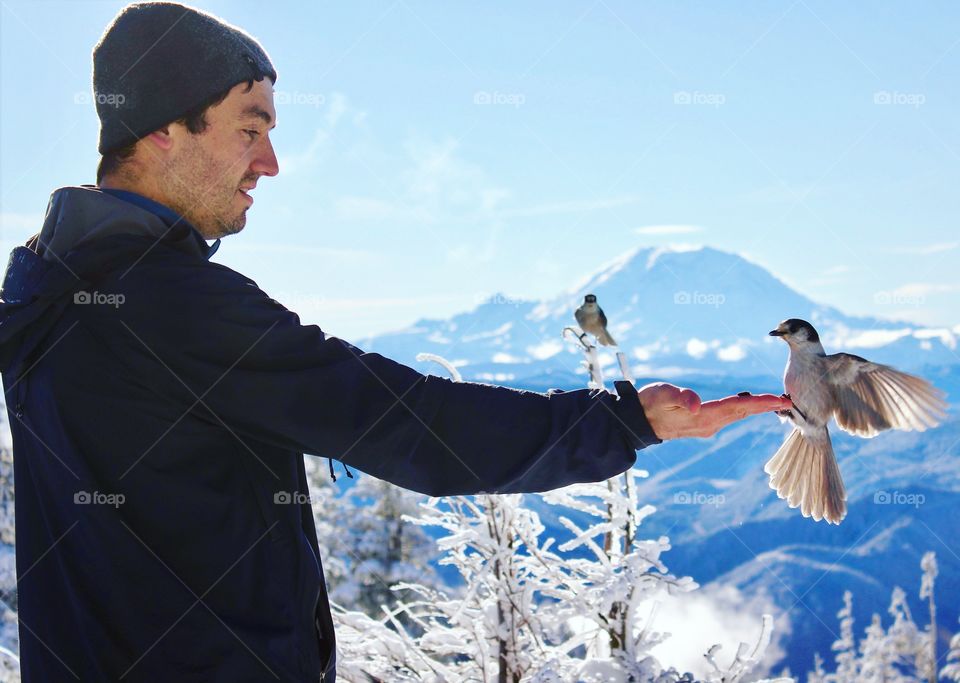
left=162, top=78, right=279, bottom=239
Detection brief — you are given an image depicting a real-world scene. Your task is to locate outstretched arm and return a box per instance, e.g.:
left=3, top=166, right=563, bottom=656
left=95, top=261, right=663, bottom=497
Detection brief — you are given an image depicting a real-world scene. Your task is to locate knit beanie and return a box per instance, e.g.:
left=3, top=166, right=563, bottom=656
left=92, top=1, right=277, bottom=155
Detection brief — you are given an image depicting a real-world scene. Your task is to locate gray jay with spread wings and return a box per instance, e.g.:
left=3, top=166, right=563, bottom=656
left=766, top=318, right=947, bottom=525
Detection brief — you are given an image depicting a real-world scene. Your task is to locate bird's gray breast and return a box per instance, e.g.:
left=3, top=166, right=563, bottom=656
left=784, top=351, right=833, bottom=427
left=576, top=305, right=599, bottom=326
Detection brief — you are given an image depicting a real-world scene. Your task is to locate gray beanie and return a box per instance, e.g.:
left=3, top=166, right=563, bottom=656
left=92, top=2, right=277, bottom=155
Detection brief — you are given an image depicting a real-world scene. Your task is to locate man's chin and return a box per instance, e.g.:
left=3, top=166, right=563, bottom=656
left=211, top=214, right=247, bottom=238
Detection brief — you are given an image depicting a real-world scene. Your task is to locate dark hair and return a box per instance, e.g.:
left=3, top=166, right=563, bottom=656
left=96, top=79, right=255, bottom=184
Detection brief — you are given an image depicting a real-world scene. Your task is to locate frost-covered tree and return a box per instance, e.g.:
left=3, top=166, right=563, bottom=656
left=396, top=493, right=557, bottom=681
left=704, top=615, right=791, bottom=683
left=826, top=591, right=859, bottom=683
left=942, top=618, right=960, bottom=681
left=303, top=455, right=352, bottom=595
left=327, top=354, right=787, bottom=682
left=919, top=552, right=938, bottom=683
left=303, top=454, right=441, bottom=621
left=330, top=477, right=786, bottom=682
left=858, top=612, right=896, bottom=682
left=813, top=551, right=954, bottom=683
left=331, top=601, right=451, bottom=681
left=885, top=586, right=925, bottom=680
left=0, top=412, right=21, bottom=679
left=807, top=652, right=827, bottom=683
left=536, top=468, right=698, bottom=679
left=332, top=473, right=439, bottom=618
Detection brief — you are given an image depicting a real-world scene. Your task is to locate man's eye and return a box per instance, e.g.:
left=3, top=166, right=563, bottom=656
left=244, top=129, right=260, bottom=140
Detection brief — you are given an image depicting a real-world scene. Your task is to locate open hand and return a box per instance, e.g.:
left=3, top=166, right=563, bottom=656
left=637, top=382, right=792, bottom=440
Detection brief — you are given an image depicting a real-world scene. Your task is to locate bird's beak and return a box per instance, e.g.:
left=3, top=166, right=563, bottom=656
left=769, top=328, right=785, bottom=337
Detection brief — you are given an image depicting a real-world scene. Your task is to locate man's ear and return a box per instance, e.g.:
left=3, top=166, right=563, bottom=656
left=144, top=126, right=175, bottom=151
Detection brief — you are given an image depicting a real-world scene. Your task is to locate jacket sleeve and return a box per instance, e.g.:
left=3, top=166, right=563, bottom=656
left=98, top=260, right=662, bottom=497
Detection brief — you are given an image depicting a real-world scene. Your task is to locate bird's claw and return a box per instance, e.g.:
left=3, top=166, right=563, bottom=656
left=774, top=394, right=800, bottom=420
left=777, top=393, right=808, bottom=421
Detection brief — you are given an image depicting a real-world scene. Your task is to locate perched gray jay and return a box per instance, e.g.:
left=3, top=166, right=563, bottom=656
left=766, top=318, right=947, bottom=524
left=575, top=294, right=617, bottom=347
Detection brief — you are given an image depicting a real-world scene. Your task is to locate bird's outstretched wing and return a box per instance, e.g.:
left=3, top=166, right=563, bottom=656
left=825, top=353, right=947, bottom=437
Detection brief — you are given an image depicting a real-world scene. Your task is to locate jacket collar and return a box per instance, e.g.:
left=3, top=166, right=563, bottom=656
left=98, top=187, right=221, bottom=260
left=33, top=185, right=219, bottom=263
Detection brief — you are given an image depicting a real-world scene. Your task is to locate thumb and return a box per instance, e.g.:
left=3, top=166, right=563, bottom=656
left=678, top=388, right=702, bottom=414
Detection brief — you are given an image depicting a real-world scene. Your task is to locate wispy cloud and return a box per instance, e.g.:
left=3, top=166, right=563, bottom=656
left=271, top=290, right=458, bottom=313
left=881, top=241, right=959, bottom=255
left=276, top=92, right=363, bottom=175
left=335, top=135, right=509, bottom=225
left=634, top=224, right=703, bottom=236
left=810, top=263, right=853, bottom=286
left=738, top=184, right=820, bottom=204
left=891, top=282, right=960, bottom=297
left=333, top=135, right=642, bottom=227
left=493, top=195, right=642, bottom=219
left=225, top=242, right=382, bottom=265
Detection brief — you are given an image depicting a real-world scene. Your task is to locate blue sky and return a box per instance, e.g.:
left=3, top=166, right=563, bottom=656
left=2, top=1, right=958, bottom=340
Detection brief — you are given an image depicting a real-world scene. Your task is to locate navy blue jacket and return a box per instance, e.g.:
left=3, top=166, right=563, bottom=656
left=0, top=186, right=660, bottom=682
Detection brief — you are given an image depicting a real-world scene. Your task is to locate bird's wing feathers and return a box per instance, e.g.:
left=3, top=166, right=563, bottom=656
left=825, top=353, right=947, bottom=437
left=597, top=307, right=608, bottom=329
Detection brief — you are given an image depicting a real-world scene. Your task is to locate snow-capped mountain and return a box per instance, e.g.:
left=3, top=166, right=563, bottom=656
left=357, top=245, right=960, bottom=383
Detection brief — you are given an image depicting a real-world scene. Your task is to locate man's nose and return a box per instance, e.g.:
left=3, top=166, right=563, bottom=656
left=251, top=136, right=279, bottom=177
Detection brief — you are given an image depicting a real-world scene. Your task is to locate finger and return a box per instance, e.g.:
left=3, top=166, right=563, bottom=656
left=714, top=393, right=792, bottom=413
left=653, top=383, right=685, bottom=408
left=699, top=394, right=788, bottom=426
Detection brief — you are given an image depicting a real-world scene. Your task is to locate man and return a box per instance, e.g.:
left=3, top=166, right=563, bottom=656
left=0, top=3, right=790, bottom=681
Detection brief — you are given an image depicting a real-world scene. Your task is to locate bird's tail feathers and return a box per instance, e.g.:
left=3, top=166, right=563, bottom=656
left=598, top=329, right=617, bottom=347
left=764, top=428, right=846, bottom=524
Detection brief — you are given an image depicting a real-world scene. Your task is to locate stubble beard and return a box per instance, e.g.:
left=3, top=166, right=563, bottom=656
left=163, top=145, right=248, bottom=240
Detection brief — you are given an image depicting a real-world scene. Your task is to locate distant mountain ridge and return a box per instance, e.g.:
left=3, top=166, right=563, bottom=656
left=357, top=245, right=960, bottom=383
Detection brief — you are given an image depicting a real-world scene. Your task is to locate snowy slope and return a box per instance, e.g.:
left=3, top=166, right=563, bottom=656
left=661, top=487, right=960, bottom=678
